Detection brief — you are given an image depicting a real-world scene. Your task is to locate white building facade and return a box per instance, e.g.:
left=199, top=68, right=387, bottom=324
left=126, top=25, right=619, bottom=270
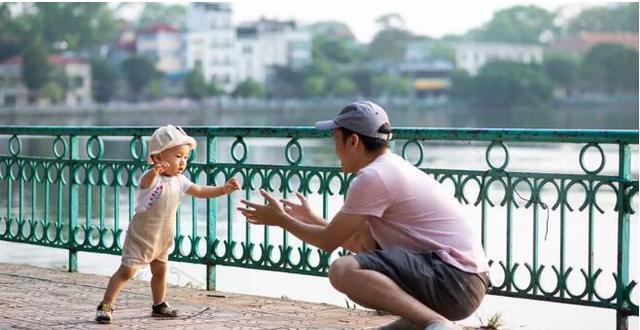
left=0, top=54, right=92, bottom=107
left=235, top=19, right=311, bottom=85
left=452, top=42, right=543, bottom=75
left=136, top=24, right=184, bottom=73
left=185, top=2, right=236, bottom=92
left=406, top=41, right=543, bottom=76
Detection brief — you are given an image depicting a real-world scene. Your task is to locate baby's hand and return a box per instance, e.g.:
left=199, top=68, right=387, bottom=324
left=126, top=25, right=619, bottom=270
left=223, top=178, right=241, bottom=194
left=152, top=161, right=170, bottom=175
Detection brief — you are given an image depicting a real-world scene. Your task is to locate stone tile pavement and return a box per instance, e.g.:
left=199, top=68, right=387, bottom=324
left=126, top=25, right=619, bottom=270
left=0, top=263, right=398, bottom=329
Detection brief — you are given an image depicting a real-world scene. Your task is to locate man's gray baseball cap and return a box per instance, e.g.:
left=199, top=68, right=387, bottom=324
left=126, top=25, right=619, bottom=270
left=314, top=101, right=392, bottom=140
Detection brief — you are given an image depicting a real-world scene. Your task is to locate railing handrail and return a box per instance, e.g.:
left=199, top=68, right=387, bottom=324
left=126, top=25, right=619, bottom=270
left=0, top=125, right=637, bottom=329
left=0, top=126, right=637, bottom=144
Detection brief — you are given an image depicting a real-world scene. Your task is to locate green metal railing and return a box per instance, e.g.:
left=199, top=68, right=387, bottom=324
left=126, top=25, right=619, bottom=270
left=0, top=126, right=637, bottom=328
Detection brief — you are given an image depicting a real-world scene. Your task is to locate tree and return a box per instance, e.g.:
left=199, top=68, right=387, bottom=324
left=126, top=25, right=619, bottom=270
left=368, top=13, right=414, bottom=63
left=567, top=3, right=638, bottom=34
left=138, top=3, right=186, bottom=29
left=31, top=3, right=117, bottom=50
left=185, top=63, right=208, bottom=100
left=375, top=13, right=406, bottom=30
left=232, top=79, right=265, bottom=98
left=331, top=76, right=357, bottom=97
left=91, top=58, right=117, bottom=103
left=309, top=21, right=356, bottom=40
left=470, top=60, right=553, bottom=110
left=40, top=81, right=64, bottom=104
left=581, top=44, right=639, bottom=95
left=21, top=38, right=50, bottom=92
left=312, top=35, right=359, bottom=64
left=121, top=56, right=158, bottom=98
left=372, top=75, right=413, bottom=97
left=470, top=5, right=556, bottom=43
left=368, top=28, right=414, bottom=62
left=0, top=3, right=32, bottom=61
left=449, top=69, right=473, bottom=99
left=349, top=68, right=374, bottom=97
left=303, top=76, right=326, bottom=97
left=543, top=52, right=579, bottom=96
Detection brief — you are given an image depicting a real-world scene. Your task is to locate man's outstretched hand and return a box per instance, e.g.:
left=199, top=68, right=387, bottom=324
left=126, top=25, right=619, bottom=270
left=280, top=192, right=320, bottom=224
left=238, top=189, right=288, bottom=226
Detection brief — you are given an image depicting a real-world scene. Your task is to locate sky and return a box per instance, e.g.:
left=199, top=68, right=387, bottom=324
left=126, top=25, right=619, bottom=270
left=115, top=1, right=599, bottom=42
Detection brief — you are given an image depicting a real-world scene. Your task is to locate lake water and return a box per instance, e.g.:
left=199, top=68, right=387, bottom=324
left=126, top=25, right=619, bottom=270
left=0, top=134, right=638, bottom=329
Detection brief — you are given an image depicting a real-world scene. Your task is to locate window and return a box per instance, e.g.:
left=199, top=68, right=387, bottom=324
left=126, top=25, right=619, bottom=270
left=74, top=77, right=84, bottom=89
left=4, top=95, right=16, bottom=106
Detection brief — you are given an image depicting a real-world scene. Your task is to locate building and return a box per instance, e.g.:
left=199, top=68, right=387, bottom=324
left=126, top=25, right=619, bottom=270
left=185, top=2, right=236, bottom=92
left=406, top=41, right=543, bottom=76
left=0, top=54, right=92, bottom=107
left=235, top=18, right=312, bottom=85
left=137, top=23, right=184, bottom=73
left=396, top=60, right=454, bottom=99
left=551, top=32, right=639, bottom=56
left=451, top=42, right=543, bottom=75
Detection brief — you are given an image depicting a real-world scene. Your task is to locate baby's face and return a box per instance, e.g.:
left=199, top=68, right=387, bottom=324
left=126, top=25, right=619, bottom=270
left=155, top=144, right=191, bottom=176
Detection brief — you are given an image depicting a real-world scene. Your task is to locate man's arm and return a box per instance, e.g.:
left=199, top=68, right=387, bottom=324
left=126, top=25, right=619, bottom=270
left=238, top=189, right=369, bottom=252
left=279, top=191, right=375, bottom=253
left=281, top=211, right=370, bottom=252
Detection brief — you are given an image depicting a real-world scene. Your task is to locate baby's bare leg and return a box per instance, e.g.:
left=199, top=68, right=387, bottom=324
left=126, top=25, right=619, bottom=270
left=101, top=265, right=138, bottom=305
left=150, top=260, right=168, bottom=305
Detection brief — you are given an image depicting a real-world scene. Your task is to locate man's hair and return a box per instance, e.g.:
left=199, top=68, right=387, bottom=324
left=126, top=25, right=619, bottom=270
left=338, top=123, right=391, bottom=152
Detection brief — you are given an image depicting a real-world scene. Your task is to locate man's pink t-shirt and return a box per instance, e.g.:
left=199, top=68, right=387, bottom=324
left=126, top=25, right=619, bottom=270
left=341, top=152, right=489, bottom=274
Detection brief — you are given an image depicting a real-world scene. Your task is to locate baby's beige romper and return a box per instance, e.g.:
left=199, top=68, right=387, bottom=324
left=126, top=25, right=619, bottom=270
left=121, top=175, right=183, bottom=268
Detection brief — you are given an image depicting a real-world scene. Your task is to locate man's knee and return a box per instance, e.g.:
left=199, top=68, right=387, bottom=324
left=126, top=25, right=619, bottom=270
left=328, top=256, right=359, bottom=292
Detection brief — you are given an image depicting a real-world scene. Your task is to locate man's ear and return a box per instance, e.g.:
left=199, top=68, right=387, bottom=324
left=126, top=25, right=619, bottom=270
left=350, top=133, right=360, bottom=148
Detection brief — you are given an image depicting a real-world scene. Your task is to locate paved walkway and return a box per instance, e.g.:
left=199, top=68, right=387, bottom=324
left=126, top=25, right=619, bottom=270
left=0, top=263, right=397, bottom=329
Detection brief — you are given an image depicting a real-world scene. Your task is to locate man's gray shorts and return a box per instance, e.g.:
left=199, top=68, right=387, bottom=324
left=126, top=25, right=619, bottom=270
left=353, top=247, right=490, bottom=321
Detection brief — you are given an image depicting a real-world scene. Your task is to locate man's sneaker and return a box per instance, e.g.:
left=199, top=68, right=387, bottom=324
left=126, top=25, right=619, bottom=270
left=95, top=303, right=113, bottom=324
left=151, top=301, right=179, bottom=317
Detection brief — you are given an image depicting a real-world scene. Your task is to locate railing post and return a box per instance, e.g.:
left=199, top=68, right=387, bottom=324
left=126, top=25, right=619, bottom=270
left=68, top=135, right=79, bottom=272
left=206, top=135, right=218, bottom=290
left=616, top=143, right=631, bottom=330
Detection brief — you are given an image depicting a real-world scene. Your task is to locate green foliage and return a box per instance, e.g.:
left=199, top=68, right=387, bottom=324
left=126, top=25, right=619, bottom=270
left=0, top=3, right=31, bottom=61
left=233, top=78, right=266, bottom=98
left=580, top=44, right=639, bottom=95
left=312, top=35, right=359, bottom=64
left=330, top=76, right=357, bottom=97
left=40, top=81, right=64, bottom=103
left=449, top=69, right=473, bottom=98
left=470, top=60, right=553, bottom=109
left=468, top=5, right=555, bottom=43
left=349, top=68, right=374, bottom=97
left=185, top=63, right=209, bottom=100
left=543, top=52, right=579, bottom=95
left=309, top=21, right=355, bottom=40
left=21, top=38, right=50, bottom=91
left=372, top=75, right=413, bottom=97
left=567, top=3, right=638, bottom=34
left=138, top=3, right=186, bottom=29
left=368, top=28, right=414, bottom=62
left=146, top=80, right=163, bottom=99
left=121, top=56, right=158, bottom=97
left=480, top=312, right=505, bottom=329
left=91, top=58, right=117, bottom=103
left=31, top=3, right=117, bottom=50
left=303, top=76, right=327, bottom=97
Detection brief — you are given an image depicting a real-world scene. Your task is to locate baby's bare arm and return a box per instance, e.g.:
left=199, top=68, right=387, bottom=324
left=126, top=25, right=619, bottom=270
left=186, top=178, right=240, bottom=198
